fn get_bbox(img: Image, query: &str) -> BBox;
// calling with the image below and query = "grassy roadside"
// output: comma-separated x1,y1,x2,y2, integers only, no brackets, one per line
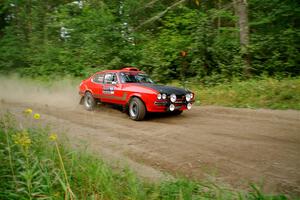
0,110,293,199
184,77,300,110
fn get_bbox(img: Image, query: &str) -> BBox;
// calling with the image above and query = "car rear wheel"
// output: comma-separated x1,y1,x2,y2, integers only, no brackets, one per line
84,92,96,111
129,97,146,121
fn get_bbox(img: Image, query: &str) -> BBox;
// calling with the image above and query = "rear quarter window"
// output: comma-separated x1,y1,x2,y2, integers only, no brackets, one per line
92,74,104,83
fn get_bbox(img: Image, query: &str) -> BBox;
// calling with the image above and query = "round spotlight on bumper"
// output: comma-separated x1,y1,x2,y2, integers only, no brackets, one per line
170,94,176,103
187,103,192,110
162,93,167,99
169,104,175,111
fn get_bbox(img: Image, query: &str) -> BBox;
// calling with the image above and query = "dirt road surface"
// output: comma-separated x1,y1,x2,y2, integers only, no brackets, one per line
0,78,299,196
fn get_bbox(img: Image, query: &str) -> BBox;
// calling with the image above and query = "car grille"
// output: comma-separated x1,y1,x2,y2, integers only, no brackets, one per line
175,95,185,104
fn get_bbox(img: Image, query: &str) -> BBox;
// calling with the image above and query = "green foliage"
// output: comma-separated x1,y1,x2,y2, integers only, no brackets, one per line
249,0,300,76
0,112,293,199
0,0,299,81
191,77,300,110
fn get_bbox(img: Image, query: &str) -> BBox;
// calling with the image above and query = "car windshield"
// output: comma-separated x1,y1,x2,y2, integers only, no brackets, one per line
120,72,154,84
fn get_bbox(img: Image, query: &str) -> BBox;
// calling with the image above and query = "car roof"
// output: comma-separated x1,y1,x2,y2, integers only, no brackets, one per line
95,67,145,74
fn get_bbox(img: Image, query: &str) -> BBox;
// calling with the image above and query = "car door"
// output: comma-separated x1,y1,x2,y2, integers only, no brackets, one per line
89,73,104,98
101,73,125,104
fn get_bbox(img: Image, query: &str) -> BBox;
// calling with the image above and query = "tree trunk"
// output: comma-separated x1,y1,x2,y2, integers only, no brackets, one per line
234,0,251,76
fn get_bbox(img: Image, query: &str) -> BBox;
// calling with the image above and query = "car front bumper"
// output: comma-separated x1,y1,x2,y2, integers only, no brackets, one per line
148,99,194,112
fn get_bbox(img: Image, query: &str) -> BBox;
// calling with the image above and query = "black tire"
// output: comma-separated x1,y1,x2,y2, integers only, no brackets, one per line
173,110,183,115
83,92,96,111
129,97,146,121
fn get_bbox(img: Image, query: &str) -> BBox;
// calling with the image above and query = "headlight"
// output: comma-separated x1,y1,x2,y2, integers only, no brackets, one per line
190,93,193,99
185,93,192,102
170,94,176,102
157,93,162,100
162,93,167,99
169,104,175,111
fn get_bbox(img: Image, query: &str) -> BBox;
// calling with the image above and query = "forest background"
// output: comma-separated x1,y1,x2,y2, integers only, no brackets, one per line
0,0,299,108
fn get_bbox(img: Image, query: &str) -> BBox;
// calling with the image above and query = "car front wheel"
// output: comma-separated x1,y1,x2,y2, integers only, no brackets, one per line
129,97,146,121
84,92,96,111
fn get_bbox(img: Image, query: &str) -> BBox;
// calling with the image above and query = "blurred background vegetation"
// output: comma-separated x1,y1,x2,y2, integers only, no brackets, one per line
0,0,299,84
0,0,299,110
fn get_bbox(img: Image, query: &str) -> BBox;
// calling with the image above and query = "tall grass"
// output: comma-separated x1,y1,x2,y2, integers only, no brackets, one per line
186,77,300,110
0,111,292,199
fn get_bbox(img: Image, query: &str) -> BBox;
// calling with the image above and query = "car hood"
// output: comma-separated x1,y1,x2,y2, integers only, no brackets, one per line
137,83,190,96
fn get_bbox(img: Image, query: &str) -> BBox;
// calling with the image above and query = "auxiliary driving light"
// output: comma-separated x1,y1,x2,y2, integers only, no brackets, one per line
187,103,192,110
170,94,176,103
169,104,175,111
162,93,167,99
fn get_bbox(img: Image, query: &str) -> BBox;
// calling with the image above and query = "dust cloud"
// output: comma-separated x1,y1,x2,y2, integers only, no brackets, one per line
0,75,81,109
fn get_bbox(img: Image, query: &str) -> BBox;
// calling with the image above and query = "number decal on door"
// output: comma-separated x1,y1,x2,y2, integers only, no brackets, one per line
103,86,114,94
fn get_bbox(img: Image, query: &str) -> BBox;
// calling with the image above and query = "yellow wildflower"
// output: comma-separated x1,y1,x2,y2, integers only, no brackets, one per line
12,131,31,148
33,113,40,120
23,108,33,115
49,133,57,141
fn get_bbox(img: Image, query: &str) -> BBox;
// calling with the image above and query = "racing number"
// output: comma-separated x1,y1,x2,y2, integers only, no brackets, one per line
102,73,125,104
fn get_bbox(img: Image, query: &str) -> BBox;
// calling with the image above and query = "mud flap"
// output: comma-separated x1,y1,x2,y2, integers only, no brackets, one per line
79,96,84,105
122,104,129,113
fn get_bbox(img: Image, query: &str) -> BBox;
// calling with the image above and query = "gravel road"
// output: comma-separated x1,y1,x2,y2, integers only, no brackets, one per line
1,101,299,195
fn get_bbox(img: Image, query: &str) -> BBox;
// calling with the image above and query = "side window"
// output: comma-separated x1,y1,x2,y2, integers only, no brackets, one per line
104,73,117,84
92,74,104,83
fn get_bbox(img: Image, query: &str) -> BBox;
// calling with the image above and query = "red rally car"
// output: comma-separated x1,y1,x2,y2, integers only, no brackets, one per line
79,67,195,121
